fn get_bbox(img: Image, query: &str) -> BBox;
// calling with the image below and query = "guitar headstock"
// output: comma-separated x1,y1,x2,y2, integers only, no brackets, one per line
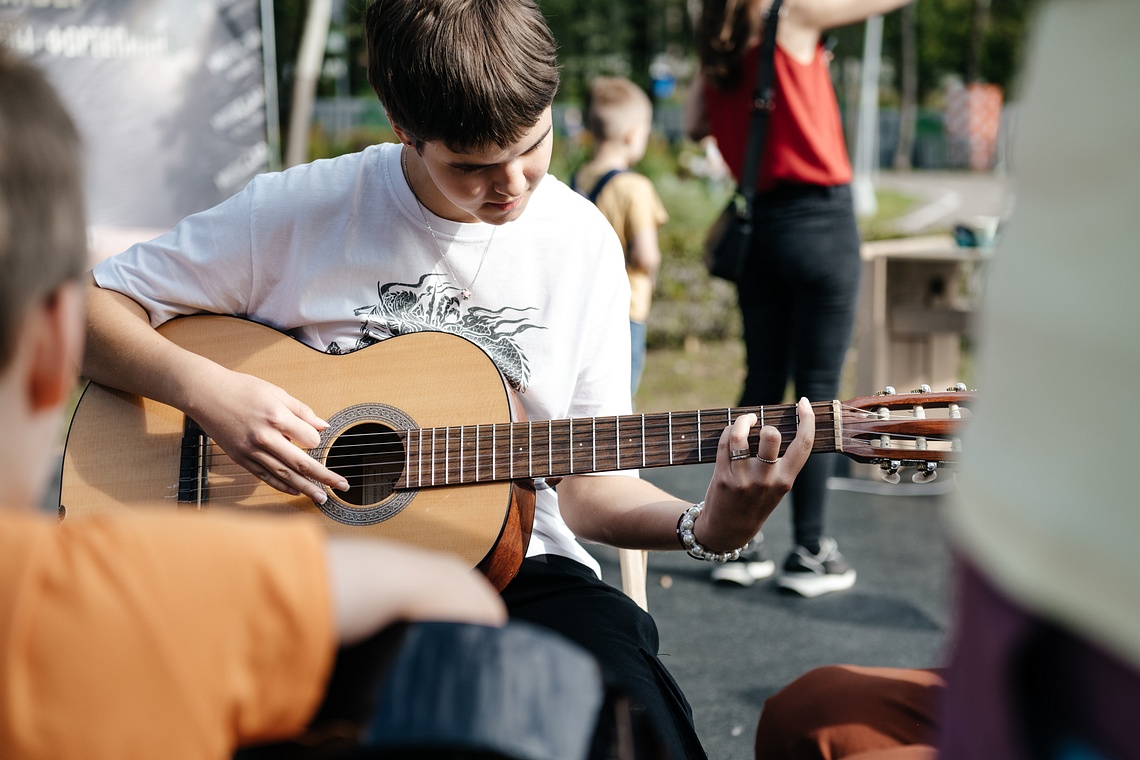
839,384,974,484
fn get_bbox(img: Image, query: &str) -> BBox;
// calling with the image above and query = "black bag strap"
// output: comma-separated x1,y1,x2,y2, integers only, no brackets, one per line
736,0,783,211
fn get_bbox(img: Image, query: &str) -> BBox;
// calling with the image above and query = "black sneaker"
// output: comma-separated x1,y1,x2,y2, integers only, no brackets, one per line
776,537,857,597
709,533,776,586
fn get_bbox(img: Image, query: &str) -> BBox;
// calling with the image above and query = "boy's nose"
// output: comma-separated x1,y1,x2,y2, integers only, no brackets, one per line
494,161,527,197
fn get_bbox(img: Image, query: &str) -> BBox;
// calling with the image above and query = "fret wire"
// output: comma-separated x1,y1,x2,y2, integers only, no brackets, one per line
404,430,411,487
694,412,703,462
446,426,451,484
432,427,438,486
640,414,646,468
474,423,479,482
615,417,624,469
547,420,552,477
509,422,514,480
592,417,596,472
569,418,574,474
693,412,702,460
417,428,424,487
492,423,497,481
527,422,533,479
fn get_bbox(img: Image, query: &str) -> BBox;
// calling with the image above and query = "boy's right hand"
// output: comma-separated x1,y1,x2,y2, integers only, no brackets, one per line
189,366,349,504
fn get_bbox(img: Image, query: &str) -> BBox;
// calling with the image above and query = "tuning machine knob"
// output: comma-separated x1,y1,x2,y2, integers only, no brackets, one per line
912,462,938,484
877,460,902,484
911,384,932,394
947,382,968,392
876,386,896,396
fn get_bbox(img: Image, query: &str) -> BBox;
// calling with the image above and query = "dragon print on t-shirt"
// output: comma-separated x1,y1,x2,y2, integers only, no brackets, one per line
327,273,546,394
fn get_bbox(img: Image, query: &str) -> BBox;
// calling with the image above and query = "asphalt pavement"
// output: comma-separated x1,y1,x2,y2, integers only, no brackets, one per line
587,461,955,760
874,169,1014,235
580,170,1008,760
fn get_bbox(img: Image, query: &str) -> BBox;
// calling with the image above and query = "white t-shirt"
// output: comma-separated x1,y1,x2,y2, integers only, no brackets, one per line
93,142,637,575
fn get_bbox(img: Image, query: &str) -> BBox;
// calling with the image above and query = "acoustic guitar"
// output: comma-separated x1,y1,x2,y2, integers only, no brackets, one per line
60,315,973,589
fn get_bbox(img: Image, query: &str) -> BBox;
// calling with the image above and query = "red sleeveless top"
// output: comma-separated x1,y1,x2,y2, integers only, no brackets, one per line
705,43,852,190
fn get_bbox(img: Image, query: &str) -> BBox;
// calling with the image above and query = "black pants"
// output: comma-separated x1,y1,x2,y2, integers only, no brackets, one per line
502,555,707,760
737,182,862,549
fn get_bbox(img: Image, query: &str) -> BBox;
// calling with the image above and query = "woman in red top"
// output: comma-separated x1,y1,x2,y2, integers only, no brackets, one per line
686,0,911,597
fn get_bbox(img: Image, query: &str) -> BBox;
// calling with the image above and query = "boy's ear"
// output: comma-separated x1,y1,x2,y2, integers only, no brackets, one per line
27,281,84,411
388,117,415,149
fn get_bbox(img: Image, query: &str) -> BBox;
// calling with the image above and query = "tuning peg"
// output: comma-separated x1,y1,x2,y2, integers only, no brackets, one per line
947,382,968,392
911,384,932,394
912,462,938,484
877,386,896,396
877,460,902,484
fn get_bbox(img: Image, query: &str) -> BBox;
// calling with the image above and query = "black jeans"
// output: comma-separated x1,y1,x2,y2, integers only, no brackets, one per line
737,182,861,549
502,555,707,760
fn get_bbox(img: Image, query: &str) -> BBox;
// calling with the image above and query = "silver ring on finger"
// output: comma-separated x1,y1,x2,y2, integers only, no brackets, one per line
756,455,779,465
730,448,750,461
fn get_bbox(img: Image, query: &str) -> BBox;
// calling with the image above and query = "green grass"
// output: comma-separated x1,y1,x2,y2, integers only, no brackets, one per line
634,339,745,413
859,187,922,241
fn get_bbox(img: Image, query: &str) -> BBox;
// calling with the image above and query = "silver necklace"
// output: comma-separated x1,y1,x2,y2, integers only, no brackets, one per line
401,146,493,300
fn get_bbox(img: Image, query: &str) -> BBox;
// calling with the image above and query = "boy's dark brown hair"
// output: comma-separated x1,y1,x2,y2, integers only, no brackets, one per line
365,0,560,152
585,77,652,142
0,46,87,370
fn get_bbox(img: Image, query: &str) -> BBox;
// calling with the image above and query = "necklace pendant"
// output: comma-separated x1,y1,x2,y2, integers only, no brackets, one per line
460,289,472,300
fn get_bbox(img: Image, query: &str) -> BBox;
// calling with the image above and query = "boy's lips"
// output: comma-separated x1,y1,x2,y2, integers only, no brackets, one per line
487,196,523,212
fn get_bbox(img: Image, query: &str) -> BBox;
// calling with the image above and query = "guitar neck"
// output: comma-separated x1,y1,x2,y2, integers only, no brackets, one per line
397,401,840,489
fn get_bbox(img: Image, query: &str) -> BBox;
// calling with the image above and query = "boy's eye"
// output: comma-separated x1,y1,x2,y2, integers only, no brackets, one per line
454,164,487,174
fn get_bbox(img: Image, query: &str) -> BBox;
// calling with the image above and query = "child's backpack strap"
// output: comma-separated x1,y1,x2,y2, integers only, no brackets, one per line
570,169,626,205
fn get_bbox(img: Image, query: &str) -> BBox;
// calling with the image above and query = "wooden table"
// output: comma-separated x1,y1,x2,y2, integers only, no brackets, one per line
855,234,992,398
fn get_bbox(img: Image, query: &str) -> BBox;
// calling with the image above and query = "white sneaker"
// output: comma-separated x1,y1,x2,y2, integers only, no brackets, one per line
709,535,776,587
776,537,857,598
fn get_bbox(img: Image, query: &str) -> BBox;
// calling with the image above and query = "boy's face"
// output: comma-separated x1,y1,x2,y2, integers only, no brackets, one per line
413,108,553,225
628,120,651,163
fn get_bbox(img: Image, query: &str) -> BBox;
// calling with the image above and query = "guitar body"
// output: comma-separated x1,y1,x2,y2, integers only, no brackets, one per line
61,316,533,589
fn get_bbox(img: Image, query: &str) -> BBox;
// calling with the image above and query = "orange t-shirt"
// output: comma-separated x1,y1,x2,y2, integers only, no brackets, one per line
705,43,852,189
0,510,335,760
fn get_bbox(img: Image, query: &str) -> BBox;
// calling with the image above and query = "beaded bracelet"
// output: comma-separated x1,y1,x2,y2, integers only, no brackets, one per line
675,501,750,563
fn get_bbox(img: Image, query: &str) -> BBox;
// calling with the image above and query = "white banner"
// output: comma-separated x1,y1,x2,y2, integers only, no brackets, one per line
1,0,269,255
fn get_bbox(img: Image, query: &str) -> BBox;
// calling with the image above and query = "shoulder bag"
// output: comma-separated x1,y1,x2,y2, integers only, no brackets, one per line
704,0,783,283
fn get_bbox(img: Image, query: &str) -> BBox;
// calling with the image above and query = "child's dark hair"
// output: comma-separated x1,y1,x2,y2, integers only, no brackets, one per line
365,0,560,151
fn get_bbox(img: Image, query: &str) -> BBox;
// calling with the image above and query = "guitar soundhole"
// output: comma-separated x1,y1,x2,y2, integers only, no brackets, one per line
325,422,403,507
315,402,416,525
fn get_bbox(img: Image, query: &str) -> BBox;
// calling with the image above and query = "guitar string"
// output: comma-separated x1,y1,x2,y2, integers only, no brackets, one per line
184,423,950,467
172,431,960,501
176,444,958,497
176,401,953,458
176,402,957,472
171,406,961,499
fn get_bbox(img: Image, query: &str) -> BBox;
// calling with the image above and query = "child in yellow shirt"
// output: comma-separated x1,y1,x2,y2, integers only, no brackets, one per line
573,76,668,396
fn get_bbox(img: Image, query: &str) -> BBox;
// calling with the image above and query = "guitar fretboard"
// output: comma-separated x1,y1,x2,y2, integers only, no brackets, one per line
398,402,840,488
